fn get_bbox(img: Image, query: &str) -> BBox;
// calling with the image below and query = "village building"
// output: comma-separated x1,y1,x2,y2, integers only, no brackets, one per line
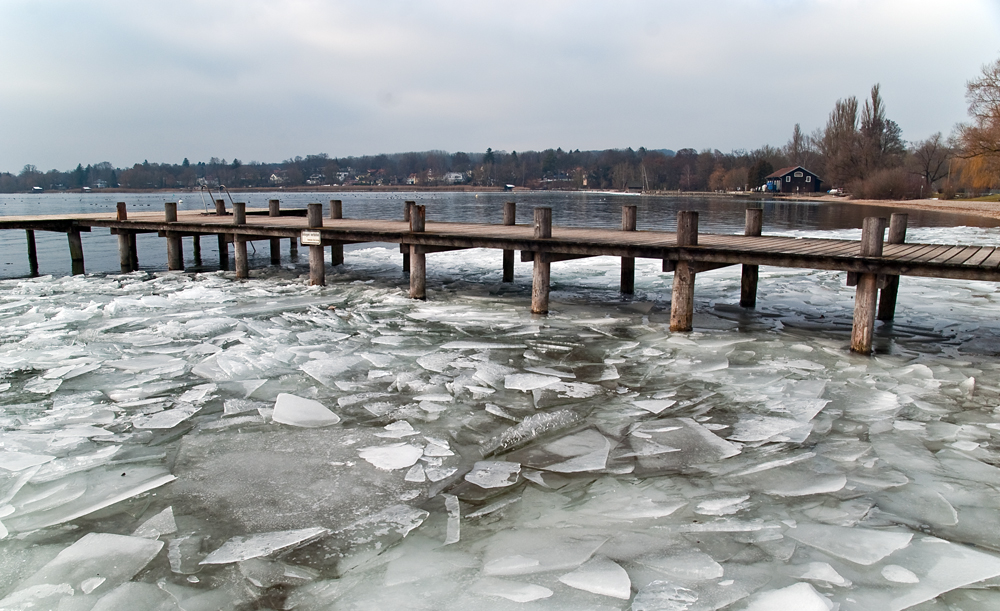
765,166,823,193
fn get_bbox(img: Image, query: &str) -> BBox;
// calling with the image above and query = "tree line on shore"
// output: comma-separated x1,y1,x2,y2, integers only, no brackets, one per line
5,58,999,200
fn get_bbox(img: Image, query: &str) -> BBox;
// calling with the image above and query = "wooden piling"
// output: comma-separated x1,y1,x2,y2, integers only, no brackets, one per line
409,204,426,299
129,233,138,271
329,199,344,266
308,203,325,286
116,202,132,273
289,238,298,259
669,211,699,331
503,201,516,282
25,230,38,277
402,201,414,272
531,207,552,314
234,202,248,279
877,213,908,321
165,202,183,271
621,205,637,294
740,207,763,307
192,235,202,266
851,216,887,354
269,199,281,265
215,199,229,270
68,228,85,275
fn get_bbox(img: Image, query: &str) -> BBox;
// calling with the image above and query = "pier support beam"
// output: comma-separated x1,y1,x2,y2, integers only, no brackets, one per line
531,207,552,314
165,202,183,271
329,199,344,266
409,204,426,299
215,199,229,270
851,216,887,354
26,230,38,277
68,229,85,275
740,207,763,307
129,233,138,271
621,205,637,294
234,202,249,279
877,213,908,321
307,203,325,286
289,238,298,259
669,211,699,332
115,202,134,273
192,235,202,266
503,201,516,282
269,199,281,265
402,201,414,273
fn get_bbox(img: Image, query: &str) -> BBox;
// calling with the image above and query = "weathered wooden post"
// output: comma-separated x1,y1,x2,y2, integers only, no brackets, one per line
289,237,298,259
68,228,85,275
25,230,39,277
269,199,281,265
329,199,344,266
165,202,183,271
669,211,699,332
192,235,202,266
402,201,414,273
128,233,138,271
216,199,229,270
307,203,325,286
740,207,763,307
409,204,426,299
850,216,887,354
531,207,552,314
503,201,516,282
234,202,249,279
621,205,637,294
877,213,907,321
116,202,132,273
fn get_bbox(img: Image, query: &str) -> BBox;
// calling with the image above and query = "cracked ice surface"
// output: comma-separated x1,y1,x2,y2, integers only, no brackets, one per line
0,223,999,609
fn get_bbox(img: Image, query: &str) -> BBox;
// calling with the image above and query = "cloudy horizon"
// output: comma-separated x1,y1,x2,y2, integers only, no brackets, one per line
2,0,998,173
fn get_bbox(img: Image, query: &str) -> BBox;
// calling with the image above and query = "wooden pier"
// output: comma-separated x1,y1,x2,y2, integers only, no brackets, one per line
3,200,1000,355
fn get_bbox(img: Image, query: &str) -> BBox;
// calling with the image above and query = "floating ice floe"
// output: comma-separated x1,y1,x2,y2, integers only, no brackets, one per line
201,526,329,564
558,556,631,599
786,523,912,565
465,461,521,488
358,443,424,470
272,393,340,427
470,577,553,602
743,582,833,611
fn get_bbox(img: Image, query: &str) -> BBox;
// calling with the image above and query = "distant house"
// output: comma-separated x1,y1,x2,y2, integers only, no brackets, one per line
765,166,823,193
406,174,418,185
443,172,464,184
306,173,326,185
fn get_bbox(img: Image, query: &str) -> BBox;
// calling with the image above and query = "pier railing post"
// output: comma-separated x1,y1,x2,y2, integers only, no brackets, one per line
234,202,249,279
25,230,39,277
164,202,183,271
402,201,414,273
116,202,133,273
531,207,552,314
409,205,426,299
68,228,85,275
669,211,699,332
307,203,325,286
503,201,516,282
851,216,887,354
621,205,637,294
269,199,281,265
877,213,907,322
216,199,229,270
329,199,344,266
740,206,763,307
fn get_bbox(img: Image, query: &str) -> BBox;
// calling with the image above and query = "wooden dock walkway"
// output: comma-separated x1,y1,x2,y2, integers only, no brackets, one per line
3,198,999,355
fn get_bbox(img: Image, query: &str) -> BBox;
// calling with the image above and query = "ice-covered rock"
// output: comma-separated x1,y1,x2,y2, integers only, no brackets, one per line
273,393,340,427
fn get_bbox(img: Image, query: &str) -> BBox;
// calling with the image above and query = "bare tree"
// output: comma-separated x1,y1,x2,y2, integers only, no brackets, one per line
957,57,1000,190
818,96,860,185
908,133,952,187
785,124,807,165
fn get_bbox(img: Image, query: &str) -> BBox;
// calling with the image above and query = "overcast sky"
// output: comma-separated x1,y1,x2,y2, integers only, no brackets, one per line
1,0,998,172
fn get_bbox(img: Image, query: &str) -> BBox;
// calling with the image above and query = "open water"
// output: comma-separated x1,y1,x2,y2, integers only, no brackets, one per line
1,192,1000,610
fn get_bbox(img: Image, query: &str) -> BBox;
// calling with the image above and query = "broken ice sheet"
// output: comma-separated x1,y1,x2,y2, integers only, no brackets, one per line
358,443,424,470
624,418,741,474
482,530,608,576
786,523,912,565
0,452,54,472
632,398,677,415
201,526,329,564
272,393,341,428
504,373,560,391
743,582,833,611
470,577,553,603
558,556,631,599
132,405,201,429
464,461,521,488
132,506,177,539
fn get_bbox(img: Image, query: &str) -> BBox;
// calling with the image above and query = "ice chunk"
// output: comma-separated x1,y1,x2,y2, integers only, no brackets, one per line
882,564,919,583
238,557,319,588
729,415,811,443
376,421,417,438
632,399,678,415
471,577,553,602
481,410,584,456
636,551,724,582
631,581,698,611
558,556,631,599
696,495,750,516
273,393,340,428
504,373,560,391
465,461,521,488
626,418,741,473
358,443,424,470
133,405,201,429
0,452,54,472
109,355,186,372
794,562,851,586
786,523,912,565
132,506,177,539
743,582,833,611
300,356,362,387
201,526,329,564
443,493,460,545
90,582,177,611
508,429,612,473
483,530,607,576
404,463,426,483
1,533,163,602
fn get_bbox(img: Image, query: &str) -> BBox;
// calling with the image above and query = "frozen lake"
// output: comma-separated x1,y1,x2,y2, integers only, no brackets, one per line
1,192,1000,610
